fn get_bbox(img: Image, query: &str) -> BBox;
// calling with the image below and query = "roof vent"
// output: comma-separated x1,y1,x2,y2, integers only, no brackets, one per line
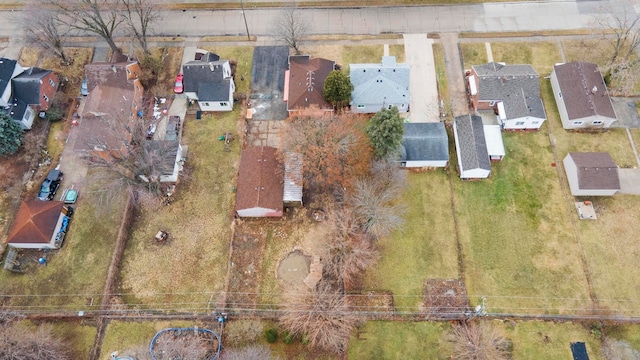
111,65,117,73
592,86,598,93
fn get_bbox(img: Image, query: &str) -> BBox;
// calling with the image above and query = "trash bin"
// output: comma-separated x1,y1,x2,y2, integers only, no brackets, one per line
196,111,202,120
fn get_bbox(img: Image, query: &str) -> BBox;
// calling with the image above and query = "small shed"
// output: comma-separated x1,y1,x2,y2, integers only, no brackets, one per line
453,114,491,179
235,146,284,217
5,201,73,249
483,125,505,161
400,122,449,168
283,152,303,205
563,152,620,196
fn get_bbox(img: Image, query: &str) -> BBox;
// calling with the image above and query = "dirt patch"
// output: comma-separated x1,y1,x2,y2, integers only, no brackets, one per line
277,250,310,286
346,290,395,319
422,279,470,317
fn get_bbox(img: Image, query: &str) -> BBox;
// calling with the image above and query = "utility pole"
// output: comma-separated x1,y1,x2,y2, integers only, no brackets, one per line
241,0,250,41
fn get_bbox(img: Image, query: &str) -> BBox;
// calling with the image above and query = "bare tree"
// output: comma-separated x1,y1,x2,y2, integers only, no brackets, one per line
274,5,309,54
280,281,357,353
221,345,280,360
152,333,210,360
22,3,70,64
0,322,71,360
45,0,124,54
448,321,511,360
122,0,158,55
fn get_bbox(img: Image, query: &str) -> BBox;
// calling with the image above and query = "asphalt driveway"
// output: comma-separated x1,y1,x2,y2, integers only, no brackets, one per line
250,46,289,121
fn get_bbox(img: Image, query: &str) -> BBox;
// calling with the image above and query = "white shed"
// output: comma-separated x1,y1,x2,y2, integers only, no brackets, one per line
483,125,505,161
453,114,491,179
563,152,620,196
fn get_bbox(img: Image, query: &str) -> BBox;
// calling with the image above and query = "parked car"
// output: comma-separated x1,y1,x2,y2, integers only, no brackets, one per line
37,169,63,201
81,77,89,96
174,74,184,94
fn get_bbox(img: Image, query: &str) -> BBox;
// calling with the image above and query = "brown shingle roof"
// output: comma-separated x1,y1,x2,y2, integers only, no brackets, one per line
553,62,617,121
287,55,335,111
235,146,284,215
570,152,620,190
6,201,64,245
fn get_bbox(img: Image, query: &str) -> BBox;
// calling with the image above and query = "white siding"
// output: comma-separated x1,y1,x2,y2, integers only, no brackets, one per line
502,116,545,130
198,100,233,112
453,121,491,179
403,160,448,168
563,154,619,196
237,207,282,217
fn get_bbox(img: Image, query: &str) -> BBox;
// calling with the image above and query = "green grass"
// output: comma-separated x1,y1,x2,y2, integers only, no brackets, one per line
343,45,385,71
491,41,562,75
52,321,96,359
349,321,451,359
363,172,459,312
453,131,592,314
204,46,254,96
506,320,601,359
0,170,126,310
100,320,196,359
460,43,488,67
389,44,406,63
119,110,241,309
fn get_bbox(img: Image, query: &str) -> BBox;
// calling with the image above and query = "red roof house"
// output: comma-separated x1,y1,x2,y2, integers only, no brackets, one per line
235,146,284,217
5,201,72,249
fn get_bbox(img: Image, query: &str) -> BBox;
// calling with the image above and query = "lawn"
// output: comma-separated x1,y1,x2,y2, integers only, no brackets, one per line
0,169,126,310
148,46,185,95
52,321,96,359
306,44,404,73
348,321,451,359
506,320,601,359
490,41,562,75
119,110,241,310
204,46,254,96
100,320,196,359
452,130,592,314
460,43,488,67
362,172,459,312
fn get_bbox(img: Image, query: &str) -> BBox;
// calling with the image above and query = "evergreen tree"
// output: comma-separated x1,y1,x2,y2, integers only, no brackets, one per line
0,113,23,156
366,106,404,159
323,70,354,110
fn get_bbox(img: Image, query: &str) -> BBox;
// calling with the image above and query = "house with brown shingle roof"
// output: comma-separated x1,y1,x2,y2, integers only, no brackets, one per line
75,60,144,158
563,152,620,196
550,62,617,130
235,146,284,217
5,201,73,249
284,55,335,113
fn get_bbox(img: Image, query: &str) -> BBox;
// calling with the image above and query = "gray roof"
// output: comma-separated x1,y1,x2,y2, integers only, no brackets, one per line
400,122,449,162
183,59,229,93
12,67,51,105
196,80,231,102
5,96,28,121
0,58,18,95
454,114,490,172
473,62,545,120
283,152,303,203
553,62,616,121
568,152,620,190
350,56,410,106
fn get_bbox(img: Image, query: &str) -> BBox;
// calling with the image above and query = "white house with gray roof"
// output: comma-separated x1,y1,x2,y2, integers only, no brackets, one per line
468,62,546,130
182,52,235,112
400,122,449,168
350,56,410,113
453,114,491,179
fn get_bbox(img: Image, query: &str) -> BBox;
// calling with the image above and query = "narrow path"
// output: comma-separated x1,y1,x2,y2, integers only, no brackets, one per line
626,128,640,167
439,33,468,118
485,42,493,62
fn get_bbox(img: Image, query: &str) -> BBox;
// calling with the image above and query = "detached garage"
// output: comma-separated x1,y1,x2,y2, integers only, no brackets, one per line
235,146,284,217
6,201,73,249
453,114,491,179
563,152,620,196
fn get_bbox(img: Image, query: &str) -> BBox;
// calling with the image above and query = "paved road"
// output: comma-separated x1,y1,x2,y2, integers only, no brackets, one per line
0,0,634,41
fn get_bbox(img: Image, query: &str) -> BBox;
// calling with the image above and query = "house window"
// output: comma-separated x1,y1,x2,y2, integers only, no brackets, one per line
401,104,405,108
572,121,583,126
126,68,131,75
532,121,539,125
592,120,604,125
43,94,49,102
357,104,365,109
489,101,495,106
220,102,228,106
204,102,210,107
49,79,56,88
558,92,562,98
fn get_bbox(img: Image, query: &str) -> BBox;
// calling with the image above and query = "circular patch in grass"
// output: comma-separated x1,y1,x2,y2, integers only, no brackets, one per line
277,250,311,286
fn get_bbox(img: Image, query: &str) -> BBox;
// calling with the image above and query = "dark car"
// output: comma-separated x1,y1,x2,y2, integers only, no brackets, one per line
38,169,63,201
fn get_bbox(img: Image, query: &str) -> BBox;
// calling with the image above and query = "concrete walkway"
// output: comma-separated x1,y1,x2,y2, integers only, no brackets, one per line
403,34,439,123
440,33,468,118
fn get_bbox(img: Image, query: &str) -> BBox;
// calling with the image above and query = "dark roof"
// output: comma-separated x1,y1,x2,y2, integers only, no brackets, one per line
0,58,18,94
183,60,228,93
454,114,490,172
85,61,138,92
195,51,220,62
6,201,64,245
142,141,180,176
569,152,620,190
570,342,590,360
400,122,449,162
12,67,51,104
473,62,545,120
5,96,28,121
73,114,127,152
235,146,284,214
196,79,232,101
287,55,335,111
553,62,616,120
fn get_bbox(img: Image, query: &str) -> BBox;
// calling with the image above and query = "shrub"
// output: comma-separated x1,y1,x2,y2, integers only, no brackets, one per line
265,328,278,343
282,330,296,344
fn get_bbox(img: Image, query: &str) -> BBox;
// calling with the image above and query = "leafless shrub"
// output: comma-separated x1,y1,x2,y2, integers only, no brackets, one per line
448,321,511,360
223,319,264,345
221,345,279,360
0,322,71,360
280,281,357,353
152,332,210,360
273,5,309,54
601,338,640,360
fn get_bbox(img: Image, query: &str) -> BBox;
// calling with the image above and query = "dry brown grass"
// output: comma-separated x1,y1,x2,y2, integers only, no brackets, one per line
200,35,256,42
561,38,612,66
490,41,562,75
18,47,41,66
146,46,184,95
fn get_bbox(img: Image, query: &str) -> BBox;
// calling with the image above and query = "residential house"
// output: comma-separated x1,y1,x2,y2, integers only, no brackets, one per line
453,114,491,179
74,59,144,159
235,146,284,217
483,124,506,161
138,141,184,183
0,58,59,129
550,62,617,130
563,152,620,196
399,122,449,168
283,151,303,206
350,56,410,113
183,52,235,112
5,201,73,249
284,55,335,113
468,62,546,130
